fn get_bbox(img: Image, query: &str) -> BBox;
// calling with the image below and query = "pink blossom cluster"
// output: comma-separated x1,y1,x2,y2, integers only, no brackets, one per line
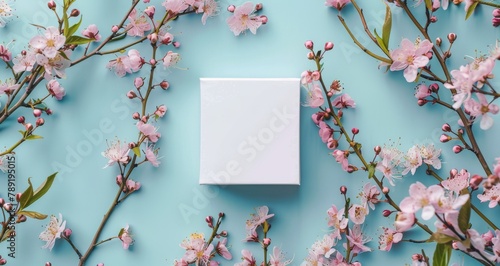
163,0,218,25
226,2,267,36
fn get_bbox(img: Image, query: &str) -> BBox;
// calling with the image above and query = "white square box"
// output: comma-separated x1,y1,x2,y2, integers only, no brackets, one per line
199,78,300,185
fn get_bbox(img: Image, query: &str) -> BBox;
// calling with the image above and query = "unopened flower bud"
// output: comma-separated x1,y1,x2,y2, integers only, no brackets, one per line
447,33,457,43
141,116,148,123
149,58,156,65
457,128,464,135
227,5,235,12
493,8,500,17
16,214,27,223
173,41,180,48
493,17,500,27
255,3,263,11
63,228,72,238
148,33,158,44
25,123,33,131
263,238,271,246
340,185,347,194
219,212,225,218
452,241,459,249
304,40,314,50
116,175,123,185
412,254,423,261
324,41,334,51
444,51,452,58
111,25,119,33
160,80,170,90
374,145,382,155
0,198,4,207
452,145,463,153
470,174,483,190
97,263,104,266
441,123,451,132
435,37,442,46
220,230,228,237
351,128,359,135
430,16,437,23
70,9,80,17
33,109,42,117
145,6,155,18
3,203,12,211
134,78,144,89
327,138,338,149
307,51,314,60
36,118,45,126
17,116,25,124
449,168,458,178
0,259,6,265
440,134,451,143
47,0,56,10
382,210,392,217
127,90,137,99
205,216,213,225
128,142,136,149
382,187,390,194
426,51,433,59
15,193,22,202
45,262,52,266
45,109,53,115
260,15,268,24
417,99,427,106
132,112,140,120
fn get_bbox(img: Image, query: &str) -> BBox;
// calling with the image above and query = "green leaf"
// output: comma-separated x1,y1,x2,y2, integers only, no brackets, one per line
26,134,43,140
424,0,433,10
465,1,479,20
23,173,57,209
132,147,141,157
382,2,392,49
18,178,34,211
65,35,93,45
66,16,83,38
432,243,452,266
458,191,471,233
17,210,48,220
374,29,390,56
367,163,376,179
62,12,69,38
0,228,14,242
428,232,457,244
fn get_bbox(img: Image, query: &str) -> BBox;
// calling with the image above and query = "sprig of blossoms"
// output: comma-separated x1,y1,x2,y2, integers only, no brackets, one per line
226,2,267,36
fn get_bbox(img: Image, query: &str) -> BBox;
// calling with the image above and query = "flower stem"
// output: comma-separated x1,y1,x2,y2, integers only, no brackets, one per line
63,236,83,259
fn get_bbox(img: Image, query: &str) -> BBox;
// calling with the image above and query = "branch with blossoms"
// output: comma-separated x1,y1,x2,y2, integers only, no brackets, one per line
298,0,500,265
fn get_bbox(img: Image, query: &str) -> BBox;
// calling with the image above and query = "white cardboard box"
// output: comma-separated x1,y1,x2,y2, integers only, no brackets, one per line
199,78,300,185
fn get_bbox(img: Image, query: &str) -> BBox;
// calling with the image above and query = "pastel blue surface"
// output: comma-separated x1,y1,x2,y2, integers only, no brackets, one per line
1,0,500,265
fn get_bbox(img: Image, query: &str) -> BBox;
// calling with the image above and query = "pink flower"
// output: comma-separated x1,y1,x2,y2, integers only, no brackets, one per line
331,93,356,109
332,149,349,171
154,105,167,118
390,38,433,82
463,93,499,130
269,246,293,266
145,145,160,167
325,0,351,11
0,0,14,27
444,65,474,109
441,169,469,194
345,224,372,255
394,212,415,232
349,204,368,224
13,50,37,73
158,25,174,45
235,250,256,266
199,0,218,25
309,234,337,258
162,0,189,14
127,49,144,72
478,184,500,208
318,121,333,143
419,144,441,169
414,83,431,99
39,213,66,251
125,179,141,193
243,228,259,242
101,140,130,168
180,233,214,264
36,50,71,79
378,227,402,251
163,51,181,68
137,121,161,142
126,9,151,37
118,225,134,249
107,49,143,77
376,158,398,186
303,84,324,108
29,26,66,58
82,24,101,41
0,44,11,61
46,79,65,100
245,205,274,231
360,183,380,211
327,204,348,239
226,2,263,36
0,78,19,95
402,145,422,176
215,238,232,260
399,182,444,220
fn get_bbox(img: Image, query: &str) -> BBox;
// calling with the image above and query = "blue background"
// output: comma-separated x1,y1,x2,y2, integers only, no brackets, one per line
1,0,500,265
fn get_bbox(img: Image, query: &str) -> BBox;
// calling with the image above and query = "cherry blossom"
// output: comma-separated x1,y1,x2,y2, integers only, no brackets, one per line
332,149,349,171
359,183,380,211
444,64,474,109
402,145,422,175
0,78,19,95
325,0,351,11
0,44,11,61
46,79,66,100
463,93,499,130
0,0,14,27
12,50,37,73
163,51,181,68
125,179,141,193
118,225,134,249
327,204,348,238
199,0,218,25
345,224,371,255
245,205,274,231
82,24,101,41
419,144,441,169
478,183,500,208
126,9,151,37
349,204,368,224
145,145,160,167
234,250,256,266
414,83,431,99
39,213,66,251
226,2,263,36
390,38,433,82
137,121,161,142
269,246,293,266
162,0,189,14
303,84,324,108
215,238,232,260
399,182,444,220
394,212,415,232
37,50,71,79
331,93,356,109
441,169,469,194
29,26,66,59
378,227,402,251
318,121,333,143
101,140,130,168
309,233,337,258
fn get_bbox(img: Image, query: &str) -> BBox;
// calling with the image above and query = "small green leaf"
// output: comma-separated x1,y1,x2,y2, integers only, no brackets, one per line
18,179,34,211
428,232,457,244
0,228,14,242
374,30,390,56
65,35,93,45
24,173,57,209
382,2,392,49
65,16,83,38
465,1,479,20
26,134,43,140
59,50,70,60
18,130,25,137
132,147,141,157
458,191,471,233
63,12,70,38
425,0,433,10
432,242,452,266
367,163,376,179
17,210,48,220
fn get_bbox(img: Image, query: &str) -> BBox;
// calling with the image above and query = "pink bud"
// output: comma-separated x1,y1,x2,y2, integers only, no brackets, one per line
435,37,442,46
173,41,180,48
470,174,483,190
426,51,433,59
36,118,45,126
449,168,458,178
17,214,27,223
227,5,235,12
304,40,314,50
307,52,314,60
111,25,119,33
260,15,268,24
205,216,213,224
382,210,392,217
132,112,140,120
148,33,158,44
452,241,459,249
3,203,12,212
382,187,390,194
128,142,136,149
417,99,427,106
219,212,225,218
351,128,359,135
63,228,72,238
0,259,6,265
33,109,42,117
429,83,439,92
0,198,4,207
47,0,56,10
70,9,80,17
452,145,463,153
145,6,155,18
45,109,53,115
430,16,437,23
149,58,156,65
340,185,347,194
412,254,423,261
45,263,52,266
374,145,382,155
220,230,228,237
457,128,464,135
439,134,451,143
395,212,415,232
116,175,123,185
134,77,144,89
327,91,333,97
263,238,271,246
25,123,33,131
17,116,25,124
127,90,137,99
15,193,22,202
97,264,104,266
141,116,148,123
447,33,457,43
441,123,451,132
255,3,263,11
324,41,334,51
493,17,500,27
160,80,170,90
493,8,500,17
